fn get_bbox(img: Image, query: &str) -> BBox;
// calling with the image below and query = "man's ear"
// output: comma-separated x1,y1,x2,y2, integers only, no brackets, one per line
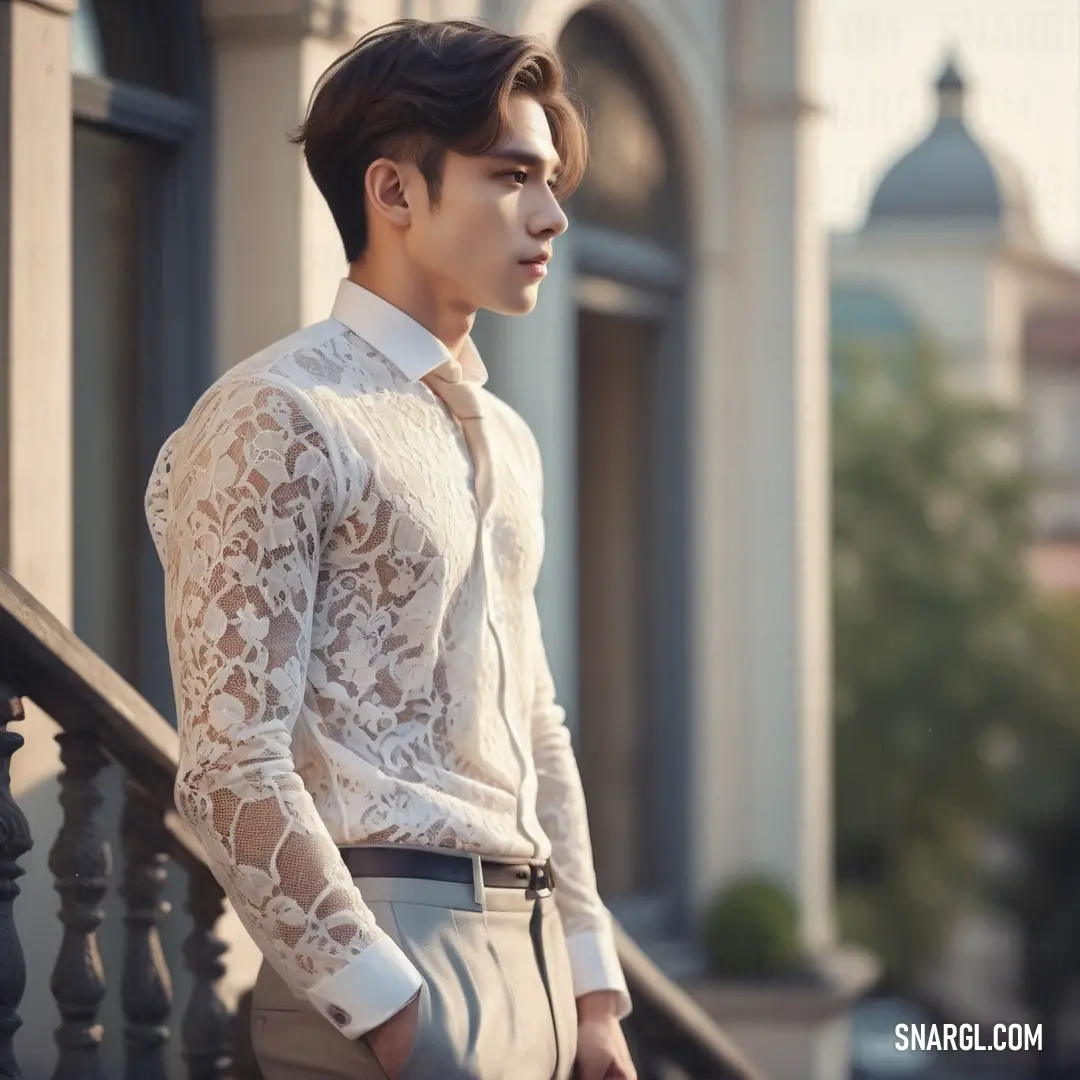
364,158,412,229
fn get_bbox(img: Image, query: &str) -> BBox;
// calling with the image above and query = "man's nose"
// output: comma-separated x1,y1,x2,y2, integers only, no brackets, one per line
532,189,569,239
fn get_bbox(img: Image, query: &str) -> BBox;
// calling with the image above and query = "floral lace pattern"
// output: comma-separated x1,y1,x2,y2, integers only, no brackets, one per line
146,318,619,999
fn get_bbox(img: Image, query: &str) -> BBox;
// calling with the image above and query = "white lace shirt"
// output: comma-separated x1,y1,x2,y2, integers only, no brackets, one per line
146,279,629,1040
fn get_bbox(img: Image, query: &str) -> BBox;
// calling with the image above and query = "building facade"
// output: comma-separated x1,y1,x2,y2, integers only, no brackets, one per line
1,1,832,1074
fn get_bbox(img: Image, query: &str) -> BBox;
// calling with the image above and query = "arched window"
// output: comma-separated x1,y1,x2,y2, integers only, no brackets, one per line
561,10,684,248
559,10,692,931
71,0,210,722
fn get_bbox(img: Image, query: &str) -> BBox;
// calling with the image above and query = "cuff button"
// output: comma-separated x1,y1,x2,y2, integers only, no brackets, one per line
327,1005,351,1028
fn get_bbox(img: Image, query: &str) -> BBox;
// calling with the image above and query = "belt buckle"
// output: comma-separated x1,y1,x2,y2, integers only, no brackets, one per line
470,853,485,908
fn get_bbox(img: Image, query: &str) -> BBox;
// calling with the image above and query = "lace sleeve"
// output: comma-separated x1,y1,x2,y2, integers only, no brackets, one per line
152,378,420,1034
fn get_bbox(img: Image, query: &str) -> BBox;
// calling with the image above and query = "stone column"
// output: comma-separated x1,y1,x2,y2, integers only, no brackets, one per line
726,0,833,951
203,0,379,372
0,2,76,1073
0,0,75,618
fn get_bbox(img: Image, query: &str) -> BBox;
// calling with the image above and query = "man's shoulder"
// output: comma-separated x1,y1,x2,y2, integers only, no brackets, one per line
165,320,398,460
225,319,395,398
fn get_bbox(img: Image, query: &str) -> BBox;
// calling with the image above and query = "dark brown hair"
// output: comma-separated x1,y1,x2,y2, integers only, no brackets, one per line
291,19,588,262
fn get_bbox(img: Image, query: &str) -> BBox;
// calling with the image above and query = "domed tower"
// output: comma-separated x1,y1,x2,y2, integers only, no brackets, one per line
864,52,1038,248
830,51,1041,406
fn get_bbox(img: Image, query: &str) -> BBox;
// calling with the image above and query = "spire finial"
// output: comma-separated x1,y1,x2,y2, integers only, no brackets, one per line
936,46,966,118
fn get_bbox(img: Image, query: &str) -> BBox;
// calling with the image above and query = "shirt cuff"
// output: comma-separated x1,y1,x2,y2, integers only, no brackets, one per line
304,933,423,1040
564,927,632,1019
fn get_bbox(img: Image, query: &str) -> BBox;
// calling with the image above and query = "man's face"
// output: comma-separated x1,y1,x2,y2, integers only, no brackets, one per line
402,95,569,316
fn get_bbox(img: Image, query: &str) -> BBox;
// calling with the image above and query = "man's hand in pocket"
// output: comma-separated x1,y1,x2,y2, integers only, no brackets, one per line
364,991,421,1079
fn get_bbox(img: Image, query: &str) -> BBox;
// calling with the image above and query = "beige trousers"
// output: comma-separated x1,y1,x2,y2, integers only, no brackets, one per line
250,875,579,1080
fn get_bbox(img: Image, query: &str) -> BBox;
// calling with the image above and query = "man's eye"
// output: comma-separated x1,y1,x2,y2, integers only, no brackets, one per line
507,170,528,184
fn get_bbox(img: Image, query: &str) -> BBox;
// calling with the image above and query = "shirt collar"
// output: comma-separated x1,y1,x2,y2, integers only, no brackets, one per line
330,277,488,385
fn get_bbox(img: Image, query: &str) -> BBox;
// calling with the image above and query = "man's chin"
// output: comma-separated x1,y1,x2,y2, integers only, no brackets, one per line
486,290,539,317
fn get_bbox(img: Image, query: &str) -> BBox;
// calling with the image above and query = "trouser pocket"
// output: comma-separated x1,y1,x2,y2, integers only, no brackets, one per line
384,900,522,1080
250,961,390,1080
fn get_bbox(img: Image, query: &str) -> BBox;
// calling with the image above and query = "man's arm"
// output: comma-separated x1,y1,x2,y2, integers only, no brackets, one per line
527,597,632,1019
150,378,420,1040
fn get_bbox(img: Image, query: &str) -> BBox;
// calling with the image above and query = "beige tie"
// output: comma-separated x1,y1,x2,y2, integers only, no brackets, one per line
424,358,495,513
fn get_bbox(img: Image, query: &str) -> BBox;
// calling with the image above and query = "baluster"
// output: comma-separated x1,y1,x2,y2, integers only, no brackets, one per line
181,867,231,1080
48,730,110,1080
120,783,172,1080
0,688,32,1080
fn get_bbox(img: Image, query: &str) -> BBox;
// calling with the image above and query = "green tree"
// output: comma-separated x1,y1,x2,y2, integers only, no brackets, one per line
831,338,1043,987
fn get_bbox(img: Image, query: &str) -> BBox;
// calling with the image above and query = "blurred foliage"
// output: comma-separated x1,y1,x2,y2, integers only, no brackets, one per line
830,337,1070,990
989,594,1080,1071
701,875,805,979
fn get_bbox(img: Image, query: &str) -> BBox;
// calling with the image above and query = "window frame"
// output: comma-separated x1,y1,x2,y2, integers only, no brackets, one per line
71,2,212,722
573,231,693,945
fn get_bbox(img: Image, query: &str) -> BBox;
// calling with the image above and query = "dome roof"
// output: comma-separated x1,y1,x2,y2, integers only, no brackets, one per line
866,53,1036,244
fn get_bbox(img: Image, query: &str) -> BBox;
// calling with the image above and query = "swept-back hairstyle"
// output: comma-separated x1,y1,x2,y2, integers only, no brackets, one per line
291,19,588,262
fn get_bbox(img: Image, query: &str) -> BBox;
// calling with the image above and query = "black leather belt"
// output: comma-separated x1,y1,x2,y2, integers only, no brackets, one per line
339,845,555,893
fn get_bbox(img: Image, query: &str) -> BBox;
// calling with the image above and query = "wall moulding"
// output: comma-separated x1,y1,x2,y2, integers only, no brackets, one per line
201,0,371,43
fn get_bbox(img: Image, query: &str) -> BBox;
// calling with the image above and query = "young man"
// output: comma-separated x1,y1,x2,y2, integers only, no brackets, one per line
146,18,634,1080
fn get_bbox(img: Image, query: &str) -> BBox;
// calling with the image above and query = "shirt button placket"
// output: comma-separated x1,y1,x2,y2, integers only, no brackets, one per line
475,450,540,854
